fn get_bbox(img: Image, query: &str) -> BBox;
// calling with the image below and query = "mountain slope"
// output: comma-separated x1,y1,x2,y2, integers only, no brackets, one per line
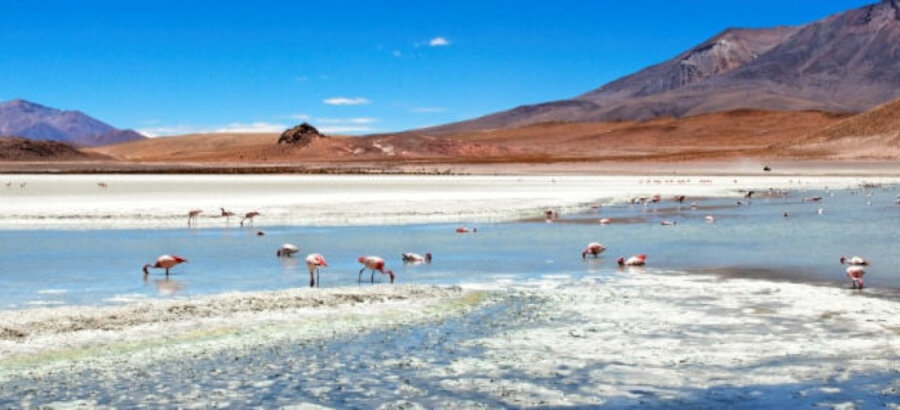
784,97,900,158
413,0,900,136
0,99,146,146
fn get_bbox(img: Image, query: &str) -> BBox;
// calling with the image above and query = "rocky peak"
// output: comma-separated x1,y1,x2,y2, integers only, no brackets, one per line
277,123,327,147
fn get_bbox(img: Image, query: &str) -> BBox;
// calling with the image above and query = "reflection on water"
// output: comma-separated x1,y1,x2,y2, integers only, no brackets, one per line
150,278,183,296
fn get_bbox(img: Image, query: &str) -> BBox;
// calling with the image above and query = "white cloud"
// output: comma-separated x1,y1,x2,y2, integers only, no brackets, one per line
290,113,310,120
316,117,377,124
213,122,287,133
318,125,375,134
137,122,288,137
429,37,450,47
411,107,446,113
392,50,403,58
323,97,370,106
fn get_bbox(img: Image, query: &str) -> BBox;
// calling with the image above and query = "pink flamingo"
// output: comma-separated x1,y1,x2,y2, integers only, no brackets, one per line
599,218,611,225
358,256,395,284
240,211,261,227
845,266,865,289
840,256,869,266
582,242,606,258
220,208,236,222
143,255,188,276
276,243,299,257
402,252,432,263
617,254,647,266
456,226,477,233
187,209,202,226
306,253,328,287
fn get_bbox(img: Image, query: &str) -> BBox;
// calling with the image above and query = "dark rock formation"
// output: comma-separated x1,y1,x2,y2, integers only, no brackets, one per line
277,123,326,147
0,137,89,161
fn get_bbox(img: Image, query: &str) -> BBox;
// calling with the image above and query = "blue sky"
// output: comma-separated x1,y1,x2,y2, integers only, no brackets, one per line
0,0,874,136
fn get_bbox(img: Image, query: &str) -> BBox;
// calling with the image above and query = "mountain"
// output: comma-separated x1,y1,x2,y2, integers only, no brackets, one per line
784,97,900,159
414,0,900,135
0,99,146,146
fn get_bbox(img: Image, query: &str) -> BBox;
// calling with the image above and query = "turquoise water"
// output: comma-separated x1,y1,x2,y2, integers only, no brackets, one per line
2,185,899,308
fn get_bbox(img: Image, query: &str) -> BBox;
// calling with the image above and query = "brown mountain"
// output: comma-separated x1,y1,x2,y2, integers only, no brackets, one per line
784,97,900,159
414,0,900,135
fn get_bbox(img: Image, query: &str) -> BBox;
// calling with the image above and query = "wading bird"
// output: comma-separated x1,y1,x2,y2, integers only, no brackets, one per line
220,208,236,222
276,243,299,257
840,256,869,266
187,209,202,226
845,265,865,289
358,256,395,284
617,254,647,266
456,226,477,233
582,242,606,259
142,255,188,276
306,253,328,287
402,252,432,263
241,211,261,227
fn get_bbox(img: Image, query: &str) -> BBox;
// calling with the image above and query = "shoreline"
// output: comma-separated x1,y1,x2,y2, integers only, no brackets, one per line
3,159,900,177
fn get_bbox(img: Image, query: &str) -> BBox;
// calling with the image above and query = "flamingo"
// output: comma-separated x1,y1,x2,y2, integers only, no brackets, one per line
660,220,676,226
97,182,108,190
142,255,188,276
803,196,823,202
845,266,865,289
599,218,611,225
240,211,261,227
220,208,236,222
705,215,715,223
582,242,606,259
617,254,647,266
456,226,477,233
358,256,395,284
674,195,686,203
402,252,432,263
276,243,300,257
840,256,869,266
187,209,202,226
306,253,328,287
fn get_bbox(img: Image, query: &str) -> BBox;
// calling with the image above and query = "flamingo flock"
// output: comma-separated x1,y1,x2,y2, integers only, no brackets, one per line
142,183,884,292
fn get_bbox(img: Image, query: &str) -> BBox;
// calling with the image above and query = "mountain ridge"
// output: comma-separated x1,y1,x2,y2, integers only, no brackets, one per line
408,0,900,136
0,99,146,147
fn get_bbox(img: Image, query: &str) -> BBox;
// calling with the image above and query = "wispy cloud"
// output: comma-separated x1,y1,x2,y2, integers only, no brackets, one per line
138,122,288,137
392,50,403,58
316,117,377,124
411,107,446,113
429,37,450,47
323,97,370,106
318,125,375,134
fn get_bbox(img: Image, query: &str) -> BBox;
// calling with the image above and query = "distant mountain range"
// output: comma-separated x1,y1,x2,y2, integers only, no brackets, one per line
0,99,145,146
415,0,900,135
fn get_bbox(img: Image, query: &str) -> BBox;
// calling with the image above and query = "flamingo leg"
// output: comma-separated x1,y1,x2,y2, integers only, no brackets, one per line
316,269,320,288
371,270,375,283
359,268,365,282
309,270,315,288
165,267,170,276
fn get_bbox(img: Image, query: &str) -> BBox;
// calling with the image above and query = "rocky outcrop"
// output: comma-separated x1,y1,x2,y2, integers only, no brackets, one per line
277,123,326,147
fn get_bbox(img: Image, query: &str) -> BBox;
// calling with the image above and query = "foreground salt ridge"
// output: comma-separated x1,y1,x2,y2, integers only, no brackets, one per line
3,273,900,407
0,285,483,380
454,273,900,407
1,174,895,229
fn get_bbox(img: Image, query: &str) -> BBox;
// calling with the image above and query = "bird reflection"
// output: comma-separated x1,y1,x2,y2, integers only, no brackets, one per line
152,278,184,296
